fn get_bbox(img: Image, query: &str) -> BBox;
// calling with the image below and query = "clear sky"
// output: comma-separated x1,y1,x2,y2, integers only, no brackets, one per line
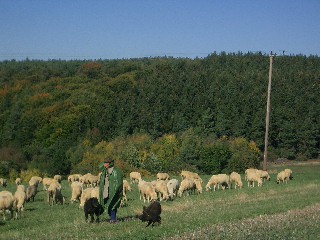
1,0,319,61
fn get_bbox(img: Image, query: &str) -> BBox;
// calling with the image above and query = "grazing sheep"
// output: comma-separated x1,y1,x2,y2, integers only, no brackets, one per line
156,173,170,181
247,172,263,187
245,168,258,181
256,170,271,181
138,179,157,203
130,172,142,184
167,179,180,199
48,181,65,206
206,174,230,191
180,170,201,181
122,180,132,202
277,170,290,184
154,180,169,201
0,178,8,187
84,197,104,223
54,175,62,183
194,179,203,194
79,187,99,208
178,179,196,197
0,191,16,220
230,172,243,189
42,177,55,191
139,200,161,227
26,185,37,202
13,188,26,217
29,176,42,186
70,181,82,203
284,169,293,180
15,178,22,185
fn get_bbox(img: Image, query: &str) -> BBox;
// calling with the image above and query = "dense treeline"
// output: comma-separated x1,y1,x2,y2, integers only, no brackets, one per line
0,53,319,177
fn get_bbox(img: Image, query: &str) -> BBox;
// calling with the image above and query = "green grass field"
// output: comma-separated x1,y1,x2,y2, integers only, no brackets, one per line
1,163,320,240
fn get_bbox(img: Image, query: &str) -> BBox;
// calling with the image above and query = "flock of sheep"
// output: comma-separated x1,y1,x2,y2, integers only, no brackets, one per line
0,167,293,221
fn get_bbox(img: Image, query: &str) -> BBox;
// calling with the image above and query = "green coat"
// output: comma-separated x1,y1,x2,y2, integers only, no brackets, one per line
99,164,123,214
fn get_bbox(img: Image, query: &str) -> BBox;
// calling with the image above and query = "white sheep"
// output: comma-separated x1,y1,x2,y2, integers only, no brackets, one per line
256,170,271,181
86,174,99,187
54,175,62,183
26,185,37,202
276,170,290,184
245,168,258,181
48,181,64,206
206,174,230,191
122,180,132,202
79,187,99,208
79,173,92,188
138,179,157,203
0,191,16,220
17,185,26,193
177,178,196,197
70,181,82,203
247,172,263,187
156,173,170,181
68,174,82,184
13,188,26,217
180,170,201,181
154,180,169,201
284,169,293,180
0,178,8,187
15,178,22,185
230,172,243,189
42,177,55,191
130,172,142,184
29,176,42,187
167,179,180,199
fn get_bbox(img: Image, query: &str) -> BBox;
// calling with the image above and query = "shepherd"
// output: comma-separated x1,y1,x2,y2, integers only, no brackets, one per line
99,158,123,223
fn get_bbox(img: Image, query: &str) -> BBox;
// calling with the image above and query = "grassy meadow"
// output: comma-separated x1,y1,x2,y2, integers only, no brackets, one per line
1,162,320,240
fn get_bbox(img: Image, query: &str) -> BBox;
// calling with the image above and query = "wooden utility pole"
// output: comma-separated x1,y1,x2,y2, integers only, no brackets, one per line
263,53,274,171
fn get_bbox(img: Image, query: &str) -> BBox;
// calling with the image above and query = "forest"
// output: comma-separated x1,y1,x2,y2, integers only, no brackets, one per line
0,52,319,178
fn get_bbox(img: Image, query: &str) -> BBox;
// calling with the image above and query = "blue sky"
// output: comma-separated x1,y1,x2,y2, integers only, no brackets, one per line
0,1,319,60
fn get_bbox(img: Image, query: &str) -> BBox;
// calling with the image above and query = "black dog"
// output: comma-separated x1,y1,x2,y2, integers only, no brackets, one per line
138,200,161,227
84,197,104,223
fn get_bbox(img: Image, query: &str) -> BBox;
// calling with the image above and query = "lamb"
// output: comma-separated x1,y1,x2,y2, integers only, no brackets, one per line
206,174,230,191
230,172,243,189
70,181,82,203
48,181,65,206
130,171,142,184
84,197,104,223
177,178,196,197
54,175,62,183
122,179,132,202
138,200,161,227
13,188,26,217
26,184,37,202
284,169,293,180
42,177,55,191
276,170,290,184
154,180,169,201
256,170,271,181
138,179,157,203
15,178,22,185
156,173,170,181
0,191,16,220
167,179,180,199
0,178,7,187
247,172,263,187
79,187,99,208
